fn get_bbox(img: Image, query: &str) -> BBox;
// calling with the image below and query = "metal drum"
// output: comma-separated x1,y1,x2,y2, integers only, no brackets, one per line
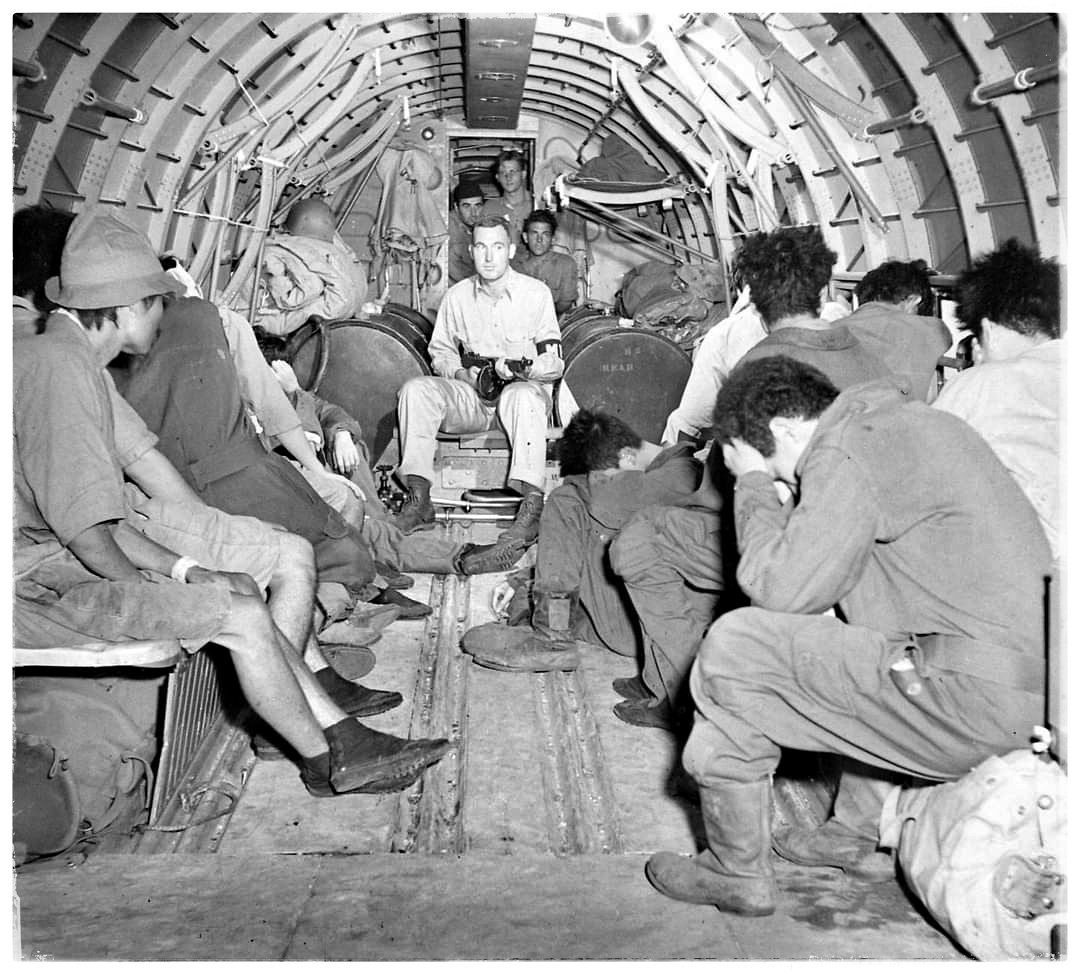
382,302,434,342
555,316,691,443
289,314,431,462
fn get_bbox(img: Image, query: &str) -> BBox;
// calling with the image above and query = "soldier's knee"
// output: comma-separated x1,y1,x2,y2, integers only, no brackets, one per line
398,375,440,406
275,531,316,584
497,380,545,415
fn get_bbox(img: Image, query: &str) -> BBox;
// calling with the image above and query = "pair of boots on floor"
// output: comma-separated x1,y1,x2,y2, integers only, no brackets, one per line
463,586,685,731
646,776,896,917
253,656,451,797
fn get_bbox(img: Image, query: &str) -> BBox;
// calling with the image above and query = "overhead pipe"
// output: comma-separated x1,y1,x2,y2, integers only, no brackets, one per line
971,64,1059,106
206,20,360,147
13,57,46,83
862,105,929,139
651,24,790,164
565,195,717,261
79,88,146,124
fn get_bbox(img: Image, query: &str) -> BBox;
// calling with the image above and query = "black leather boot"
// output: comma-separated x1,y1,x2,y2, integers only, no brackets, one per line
498,489,544,544
394,475,435,535
325,719,451,794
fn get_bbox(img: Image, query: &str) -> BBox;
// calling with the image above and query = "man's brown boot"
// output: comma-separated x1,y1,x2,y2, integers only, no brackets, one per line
394,475,435,535
646,778,777,916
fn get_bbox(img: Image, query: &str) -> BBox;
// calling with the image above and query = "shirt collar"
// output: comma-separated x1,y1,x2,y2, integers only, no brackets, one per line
472,266,518,302
45,308,96,353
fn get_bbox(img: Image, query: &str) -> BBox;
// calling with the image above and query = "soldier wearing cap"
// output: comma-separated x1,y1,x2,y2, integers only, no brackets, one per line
447,178,487,285
14,207,450,797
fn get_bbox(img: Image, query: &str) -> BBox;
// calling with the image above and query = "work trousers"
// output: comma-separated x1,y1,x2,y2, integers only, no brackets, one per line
300,465,459,574
684,609,1043,810
535,485,639,655
610,506,725,705
397,375,551,489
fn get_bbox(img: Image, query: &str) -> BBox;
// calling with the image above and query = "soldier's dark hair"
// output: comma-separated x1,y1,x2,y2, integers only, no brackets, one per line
856,259,936,317
732,226,836,328
712,356,839,457
559,408,643,476
13,205,75,316
523,209,557,235
954,238,1060,342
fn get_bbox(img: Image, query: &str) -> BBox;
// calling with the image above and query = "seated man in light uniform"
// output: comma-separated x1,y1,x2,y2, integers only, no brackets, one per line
394,215,563,545
661,285,851,446
933,238,1061,559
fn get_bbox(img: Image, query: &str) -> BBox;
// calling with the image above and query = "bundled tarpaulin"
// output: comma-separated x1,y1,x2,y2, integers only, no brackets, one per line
616,260,730,351
370,140,448,258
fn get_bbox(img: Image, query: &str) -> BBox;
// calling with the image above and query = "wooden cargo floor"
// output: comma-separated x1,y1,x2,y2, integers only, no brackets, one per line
13,524,965,962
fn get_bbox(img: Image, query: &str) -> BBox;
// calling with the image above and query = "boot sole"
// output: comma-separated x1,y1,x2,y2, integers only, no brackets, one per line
771,838,895,883
342,693,404,719
467,655,578,673
644,859,775,916
332,740,452,793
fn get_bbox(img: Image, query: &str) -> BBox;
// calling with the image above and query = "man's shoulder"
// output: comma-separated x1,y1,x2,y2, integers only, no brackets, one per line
507,267,553,297
15,319,88,372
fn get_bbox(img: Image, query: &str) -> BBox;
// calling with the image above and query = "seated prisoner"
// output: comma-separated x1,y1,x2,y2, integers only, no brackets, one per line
15,207,450,797
933,238,1061,559
236,197,365,337
163,256,362,522
268,359,487,590
660,229,857,446
511,209,578,316
734,226,890,388
394,215,563,546
13,204,75,336
14,204,406,720
490,149,533,243
461,409,706,686
844,258,952,402
447,177,487,286
114,292,384,597
645,356,1051,917
607,226,899,729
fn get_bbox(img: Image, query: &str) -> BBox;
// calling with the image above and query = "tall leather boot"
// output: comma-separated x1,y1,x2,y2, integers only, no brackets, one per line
461,588,588,672
394,475,435,535
646,778,776,916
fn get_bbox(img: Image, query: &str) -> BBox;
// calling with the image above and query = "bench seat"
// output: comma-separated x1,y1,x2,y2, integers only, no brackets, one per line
14,640,183,669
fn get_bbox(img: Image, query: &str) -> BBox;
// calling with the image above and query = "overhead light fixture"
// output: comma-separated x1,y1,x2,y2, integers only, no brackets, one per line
477,115,510,123
479,95,509,103
478,38,519,49
605,14,654,46
474,71,518,82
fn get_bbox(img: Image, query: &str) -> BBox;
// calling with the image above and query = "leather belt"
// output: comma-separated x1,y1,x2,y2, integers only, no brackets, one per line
899,633,1045,697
